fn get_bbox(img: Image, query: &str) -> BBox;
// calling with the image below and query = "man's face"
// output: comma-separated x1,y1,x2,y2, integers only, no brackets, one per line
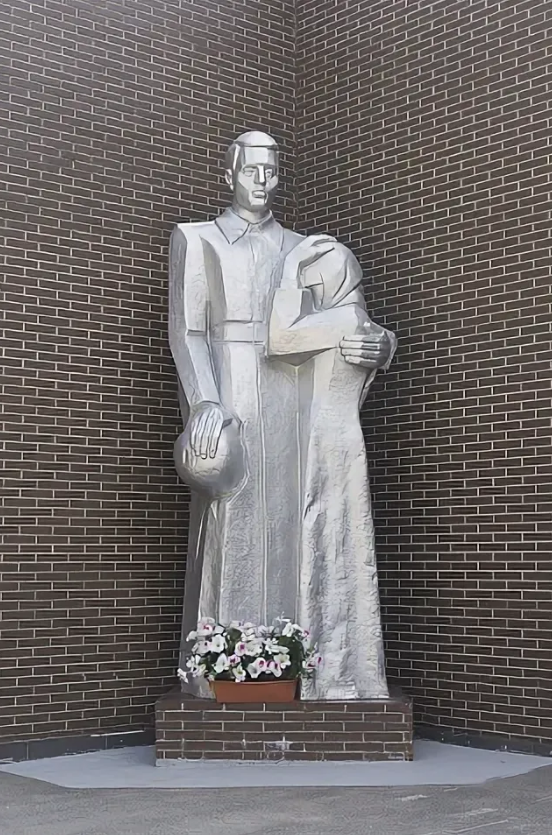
228,146,278,215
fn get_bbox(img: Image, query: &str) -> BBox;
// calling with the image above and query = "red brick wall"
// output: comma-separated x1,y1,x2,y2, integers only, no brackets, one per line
296,0,552,747
1,0,295,744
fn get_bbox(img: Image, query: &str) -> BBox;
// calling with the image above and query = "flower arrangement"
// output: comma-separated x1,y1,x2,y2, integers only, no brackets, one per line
178,618,322,684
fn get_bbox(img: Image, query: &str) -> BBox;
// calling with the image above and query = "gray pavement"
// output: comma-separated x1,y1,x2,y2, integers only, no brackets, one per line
2,763,552,835
0,741,548,788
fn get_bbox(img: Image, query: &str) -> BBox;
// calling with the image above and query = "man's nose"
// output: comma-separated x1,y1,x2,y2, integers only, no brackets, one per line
254,166,266,185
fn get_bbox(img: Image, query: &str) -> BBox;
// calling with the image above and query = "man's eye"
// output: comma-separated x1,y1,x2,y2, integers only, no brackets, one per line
266,169,274,178
243,168,255,176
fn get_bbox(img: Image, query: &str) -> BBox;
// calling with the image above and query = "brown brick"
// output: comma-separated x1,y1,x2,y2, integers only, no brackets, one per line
0,0,295,747
4,0,552,757
155,696,413,761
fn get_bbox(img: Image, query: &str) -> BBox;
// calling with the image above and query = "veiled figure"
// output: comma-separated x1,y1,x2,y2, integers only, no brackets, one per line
169,131,396,700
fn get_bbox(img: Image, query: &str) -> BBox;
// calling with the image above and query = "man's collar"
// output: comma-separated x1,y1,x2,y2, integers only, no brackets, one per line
215,207,278,244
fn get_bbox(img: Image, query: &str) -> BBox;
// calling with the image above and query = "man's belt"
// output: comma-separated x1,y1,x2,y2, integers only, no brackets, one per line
211,322,268,344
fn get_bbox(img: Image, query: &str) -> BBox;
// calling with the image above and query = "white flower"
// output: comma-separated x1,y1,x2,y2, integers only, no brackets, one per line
177,667,188,682
196,617,215,637
274,652,291,669
246,658,267,679
266,660,282,678
213,653,230,674
184,656,206,678
245,640,263,657
198,617,215,627
210,634,226,653
183,619,317,684
242,622,258,639
282,622,302,638
233,664,246,682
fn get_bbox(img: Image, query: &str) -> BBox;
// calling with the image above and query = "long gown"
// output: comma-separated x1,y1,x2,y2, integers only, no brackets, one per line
269,244,395,699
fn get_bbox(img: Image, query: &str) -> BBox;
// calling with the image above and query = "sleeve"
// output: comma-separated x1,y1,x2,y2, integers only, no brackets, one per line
168,225,221,407
267,243,369,362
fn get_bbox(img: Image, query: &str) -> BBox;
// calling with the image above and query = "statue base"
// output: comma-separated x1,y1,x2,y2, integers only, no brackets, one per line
155,688,413,763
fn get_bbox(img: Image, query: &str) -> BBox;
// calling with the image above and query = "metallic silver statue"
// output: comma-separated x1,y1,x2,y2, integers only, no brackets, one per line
169,131,396,700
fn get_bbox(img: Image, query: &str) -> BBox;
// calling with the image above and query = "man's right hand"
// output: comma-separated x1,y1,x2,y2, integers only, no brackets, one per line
189,403,230,460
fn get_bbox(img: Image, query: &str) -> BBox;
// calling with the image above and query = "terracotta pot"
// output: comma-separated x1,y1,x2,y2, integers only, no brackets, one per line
211,678,298,704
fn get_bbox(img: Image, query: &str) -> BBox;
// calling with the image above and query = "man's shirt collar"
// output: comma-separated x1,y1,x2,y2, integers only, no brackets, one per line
216,208,281,246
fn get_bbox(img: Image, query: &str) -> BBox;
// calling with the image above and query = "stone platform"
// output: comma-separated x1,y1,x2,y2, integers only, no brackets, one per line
155,689,413,762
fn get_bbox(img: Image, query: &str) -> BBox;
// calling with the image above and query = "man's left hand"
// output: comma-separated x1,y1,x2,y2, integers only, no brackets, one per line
340,328,392,369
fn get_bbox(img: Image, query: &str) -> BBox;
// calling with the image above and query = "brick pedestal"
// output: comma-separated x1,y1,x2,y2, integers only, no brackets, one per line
155,689,413,763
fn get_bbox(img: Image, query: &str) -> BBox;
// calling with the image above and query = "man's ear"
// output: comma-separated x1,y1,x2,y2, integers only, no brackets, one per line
224,169,233,189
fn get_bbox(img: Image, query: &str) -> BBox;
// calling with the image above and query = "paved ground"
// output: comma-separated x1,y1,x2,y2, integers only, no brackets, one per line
0,741,548,788
2,763,552,835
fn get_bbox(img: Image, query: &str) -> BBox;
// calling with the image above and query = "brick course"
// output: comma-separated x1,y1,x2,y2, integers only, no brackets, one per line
155,691,413,761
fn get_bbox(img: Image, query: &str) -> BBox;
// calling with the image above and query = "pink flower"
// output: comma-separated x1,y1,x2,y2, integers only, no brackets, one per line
267,660,282,678
246,657,268,679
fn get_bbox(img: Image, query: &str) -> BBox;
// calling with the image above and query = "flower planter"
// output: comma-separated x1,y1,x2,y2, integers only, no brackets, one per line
211,678,298,704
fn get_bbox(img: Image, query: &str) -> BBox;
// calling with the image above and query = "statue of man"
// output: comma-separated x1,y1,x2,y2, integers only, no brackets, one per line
169,131,396,700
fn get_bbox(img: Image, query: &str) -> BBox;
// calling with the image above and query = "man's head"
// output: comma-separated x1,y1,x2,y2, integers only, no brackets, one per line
225,131,279,217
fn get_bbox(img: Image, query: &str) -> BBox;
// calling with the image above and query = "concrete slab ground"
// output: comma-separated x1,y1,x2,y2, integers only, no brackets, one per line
0,741,548,789
2,759,552,835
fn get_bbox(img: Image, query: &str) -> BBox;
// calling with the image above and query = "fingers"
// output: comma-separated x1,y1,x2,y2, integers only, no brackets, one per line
208,411,224,459
198,408,215,459
340,342,382,358
344,355,378,368
340,339,381,350
340,329,390,369
200,408,223,459
340,332,385,345
190,406,226,460
190,410,209,456
341,347,381,360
